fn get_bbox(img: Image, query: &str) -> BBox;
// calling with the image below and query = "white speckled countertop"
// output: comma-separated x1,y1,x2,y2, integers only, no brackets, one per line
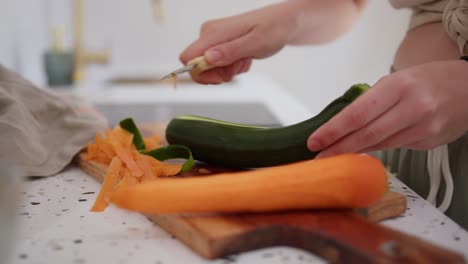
5,74,468,263
6,168,467,264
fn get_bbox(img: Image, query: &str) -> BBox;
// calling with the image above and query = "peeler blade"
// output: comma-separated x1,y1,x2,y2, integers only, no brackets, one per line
160,64,196,80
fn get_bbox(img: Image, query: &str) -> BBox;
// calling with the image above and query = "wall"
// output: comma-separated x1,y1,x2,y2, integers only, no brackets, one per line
84,0,410,114
0,0,17,70
0,0,410,113
254,1,411,113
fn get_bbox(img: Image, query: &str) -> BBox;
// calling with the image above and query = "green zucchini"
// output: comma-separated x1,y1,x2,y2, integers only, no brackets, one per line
165,83,371,168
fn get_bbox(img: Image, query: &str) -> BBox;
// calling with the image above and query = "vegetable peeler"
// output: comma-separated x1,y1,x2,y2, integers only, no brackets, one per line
160,56,214,80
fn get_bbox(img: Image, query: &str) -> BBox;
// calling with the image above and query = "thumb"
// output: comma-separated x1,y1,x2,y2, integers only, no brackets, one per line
204,31,262,67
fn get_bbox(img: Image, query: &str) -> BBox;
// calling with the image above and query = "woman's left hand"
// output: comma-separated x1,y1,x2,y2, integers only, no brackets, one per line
307,60,468,158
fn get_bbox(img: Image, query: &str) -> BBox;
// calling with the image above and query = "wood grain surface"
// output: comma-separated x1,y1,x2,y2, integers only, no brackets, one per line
75,122,465,263
77,153,464,263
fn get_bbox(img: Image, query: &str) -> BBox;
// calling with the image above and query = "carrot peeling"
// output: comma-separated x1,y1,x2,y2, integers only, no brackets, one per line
86,119,190,212
114,145,143,177
172,74,178,89
90,156,123,212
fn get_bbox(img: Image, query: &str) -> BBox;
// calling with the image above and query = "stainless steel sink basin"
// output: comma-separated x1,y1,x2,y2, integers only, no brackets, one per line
107,75,194,86
107,75,236,86
95,102,281,127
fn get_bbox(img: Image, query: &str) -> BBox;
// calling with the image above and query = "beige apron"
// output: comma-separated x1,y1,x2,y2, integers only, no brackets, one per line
376,134,468,230
385,0,468,230
389,0,468,56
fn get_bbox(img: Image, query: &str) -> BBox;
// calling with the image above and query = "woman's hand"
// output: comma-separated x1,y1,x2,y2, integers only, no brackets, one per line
180,0,367,84
307,60,468,157
179,2,298,84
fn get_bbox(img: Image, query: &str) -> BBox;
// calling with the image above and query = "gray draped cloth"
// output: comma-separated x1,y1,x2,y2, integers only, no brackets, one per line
0,65,107,177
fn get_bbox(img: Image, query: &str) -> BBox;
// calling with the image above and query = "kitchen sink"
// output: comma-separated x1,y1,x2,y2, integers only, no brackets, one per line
106,75,237,86
107,75,194,86
95,102,281,127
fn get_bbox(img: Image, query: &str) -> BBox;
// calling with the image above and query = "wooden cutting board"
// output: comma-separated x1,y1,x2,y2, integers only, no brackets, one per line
75,123,465,263
76,154,465,263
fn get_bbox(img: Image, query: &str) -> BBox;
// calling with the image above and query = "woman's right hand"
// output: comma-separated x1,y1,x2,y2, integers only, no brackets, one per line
180,0,367,84
179,2,298,84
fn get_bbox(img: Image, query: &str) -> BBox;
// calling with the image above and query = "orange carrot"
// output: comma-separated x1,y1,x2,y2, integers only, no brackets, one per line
143,135,162,151
111,154,388,214
117,168,139,188
87,121,198,212
96,150,112,164
86,143,98,160
158,163,183,177
110,126,134,149
91,157,123,212
104,128,112,140
113,145,143,177
135,155,156,182
139,155,164,177
172,74,178,89
95,134,115,160
145,154,162,168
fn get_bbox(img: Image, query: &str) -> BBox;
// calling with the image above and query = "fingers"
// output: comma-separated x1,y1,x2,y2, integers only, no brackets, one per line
202,29,263,67
240,58,253,73
180,20,254,66
360,120,445,153
189,70,224,85
308,61,468,158
179,7,285,85
315,98,415,158
180,18,256,85
179,39,202,65
358,128,412,154
307,77,401,152
189,59,251,84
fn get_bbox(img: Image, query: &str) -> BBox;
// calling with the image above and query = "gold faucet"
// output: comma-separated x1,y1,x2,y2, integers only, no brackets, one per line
72,0,109,83
72,0,167,83
152,0,167,23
